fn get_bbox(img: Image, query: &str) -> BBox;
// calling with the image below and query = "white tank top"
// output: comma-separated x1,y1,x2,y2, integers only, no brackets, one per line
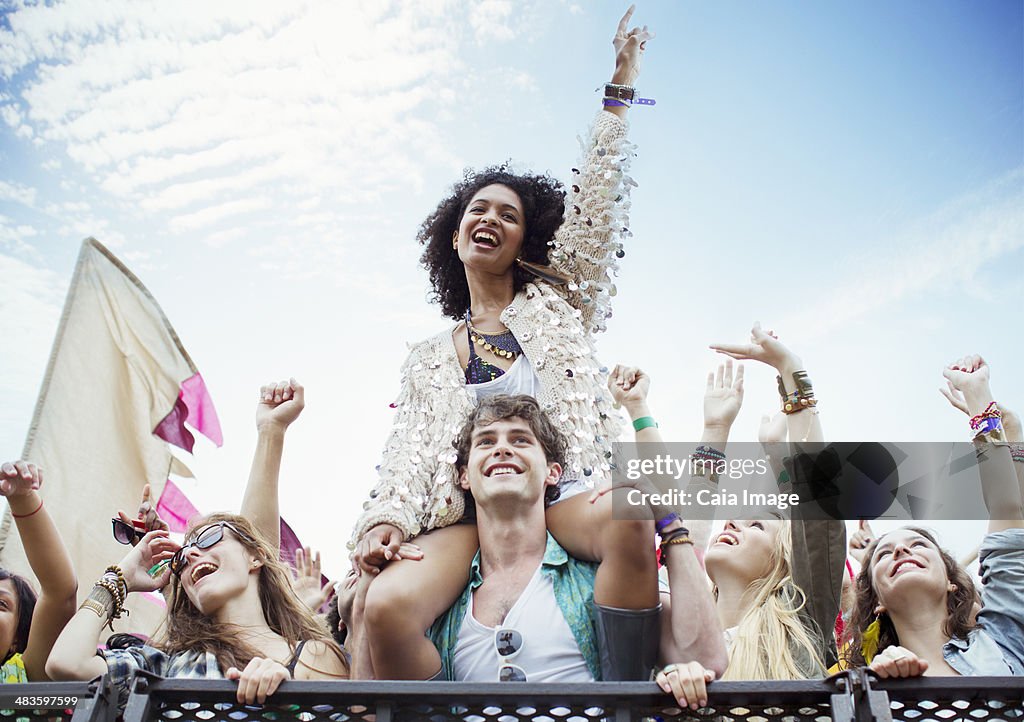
470,355,543,401
452,564,594,683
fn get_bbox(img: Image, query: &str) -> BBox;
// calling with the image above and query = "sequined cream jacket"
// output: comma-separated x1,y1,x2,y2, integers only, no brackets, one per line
350,110,635,545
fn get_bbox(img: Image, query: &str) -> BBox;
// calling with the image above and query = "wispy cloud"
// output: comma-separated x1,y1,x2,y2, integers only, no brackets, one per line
782,168,1024,336
0,0,543,252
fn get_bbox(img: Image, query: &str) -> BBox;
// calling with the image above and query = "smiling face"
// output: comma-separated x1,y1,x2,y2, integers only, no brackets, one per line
868,528,950,613
176,522,262,618
458,416,561,510
705,519,785,585
455,184,525,276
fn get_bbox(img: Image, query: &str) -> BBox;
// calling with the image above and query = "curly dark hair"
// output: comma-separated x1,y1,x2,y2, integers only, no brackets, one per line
419,165,567,320
454,394,567,504
841,526,977,668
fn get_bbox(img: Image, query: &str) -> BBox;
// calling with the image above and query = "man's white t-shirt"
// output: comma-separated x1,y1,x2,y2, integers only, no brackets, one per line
453,564,595,683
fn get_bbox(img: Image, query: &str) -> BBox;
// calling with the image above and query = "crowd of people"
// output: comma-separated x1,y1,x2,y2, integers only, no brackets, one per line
3,5,1021,713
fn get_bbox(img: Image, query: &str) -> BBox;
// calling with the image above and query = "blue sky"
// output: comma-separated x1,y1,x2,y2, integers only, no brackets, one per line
1,1,1021,576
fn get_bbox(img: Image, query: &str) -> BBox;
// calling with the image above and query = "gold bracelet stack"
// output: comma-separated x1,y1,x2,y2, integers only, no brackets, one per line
85,566,130,630
778,370,818,414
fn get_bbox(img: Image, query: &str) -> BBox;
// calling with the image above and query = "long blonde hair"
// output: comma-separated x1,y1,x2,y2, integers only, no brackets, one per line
718,522,826,680
155,513,348,677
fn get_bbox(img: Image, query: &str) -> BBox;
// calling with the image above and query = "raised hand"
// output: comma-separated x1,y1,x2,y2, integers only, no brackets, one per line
608,365,651,412
612,5,654,87
256,378,305,432
848,519,875,565
115,483,169,546
293,547,334,613
118,530,179,594
710,322,802,374
0,460,42,498
941,355,993,416
703,360,744,431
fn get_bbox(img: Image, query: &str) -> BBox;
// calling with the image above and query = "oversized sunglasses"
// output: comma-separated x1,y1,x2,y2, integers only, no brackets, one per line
170,521,249,577
495,627,526,682
111,518,146,545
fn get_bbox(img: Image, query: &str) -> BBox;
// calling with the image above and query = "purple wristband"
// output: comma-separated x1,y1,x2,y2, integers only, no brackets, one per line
656,512,681,533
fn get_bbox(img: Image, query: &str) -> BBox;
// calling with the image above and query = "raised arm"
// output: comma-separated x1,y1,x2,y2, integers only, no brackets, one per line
712,325,844,669
549,7,653,333
46,530,177,681
940,361,1024,532
1,461,77,681
942,355,1023,534
607,367,728,707
241,378,305,551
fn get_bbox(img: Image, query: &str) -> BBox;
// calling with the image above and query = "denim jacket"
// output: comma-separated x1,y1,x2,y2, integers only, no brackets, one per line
944,528,1024,675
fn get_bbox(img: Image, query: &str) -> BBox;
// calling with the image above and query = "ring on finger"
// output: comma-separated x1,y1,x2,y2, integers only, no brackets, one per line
662,664,678,675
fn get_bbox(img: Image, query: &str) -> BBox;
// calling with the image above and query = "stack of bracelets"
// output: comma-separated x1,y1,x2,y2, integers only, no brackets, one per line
1011,443,1024,464
691,444,725,482
778,370,817,414
970,402,1005,443
80,565,129,630
657,525,693,568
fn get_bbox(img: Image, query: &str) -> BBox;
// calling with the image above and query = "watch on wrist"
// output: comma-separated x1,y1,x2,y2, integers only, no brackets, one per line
604,83,636,103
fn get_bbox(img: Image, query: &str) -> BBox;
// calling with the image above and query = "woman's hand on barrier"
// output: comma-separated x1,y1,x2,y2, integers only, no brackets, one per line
656,661,715,711
869,645,928,679
227,657,291,704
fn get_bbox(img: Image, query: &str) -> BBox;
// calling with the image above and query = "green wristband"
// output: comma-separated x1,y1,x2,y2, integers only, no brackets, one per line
632,416,658,432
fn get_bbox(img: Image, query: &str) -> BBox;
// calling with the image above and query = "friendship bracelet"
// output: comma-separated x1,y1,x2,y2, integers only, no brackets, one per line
11,497,44,518
1010,443,1024,463
633,416,658,432
970,402,1001,431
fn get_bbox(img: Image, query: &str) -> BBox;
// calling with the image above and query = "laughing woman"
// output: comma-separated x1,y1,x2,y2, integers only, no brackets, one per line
46,380,348,705
350,7,661,681
844,356,1023,677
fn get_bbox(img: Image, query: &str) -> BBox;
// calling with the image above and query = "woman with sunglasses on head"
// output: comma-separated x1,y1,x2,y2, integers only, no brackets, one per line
842,356,1023,678
47,379,349,705
351,7,659,681
0,460,77,683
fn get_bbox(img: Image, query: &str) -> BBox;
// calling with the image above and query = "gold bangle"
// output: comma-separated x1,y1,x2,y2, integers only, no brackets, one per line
79,598,108,619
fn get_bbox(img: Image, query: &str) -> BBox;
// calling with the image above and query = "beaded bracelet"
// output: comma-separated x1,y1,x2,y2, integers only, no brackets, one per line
1010,444,1024,463
778,371,817,414
659,527,694,554
105,565,129,599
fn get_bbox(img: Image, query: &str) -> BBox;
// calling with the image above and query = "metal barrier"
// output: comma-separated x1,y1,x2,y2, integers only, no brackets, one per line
3,674,1020,722
120,673,1023,722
